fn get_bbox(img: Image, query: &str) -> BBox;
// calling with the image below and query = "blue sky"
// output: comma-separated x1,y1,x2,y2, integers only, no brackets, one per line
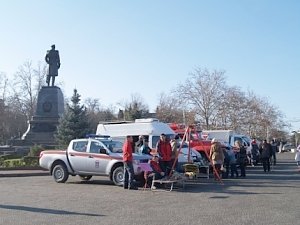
1,0,300,131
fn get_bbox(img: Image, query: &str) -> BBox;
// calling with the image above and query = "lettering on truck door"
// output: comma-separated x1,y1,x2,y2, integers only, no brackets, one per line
85,140,110,174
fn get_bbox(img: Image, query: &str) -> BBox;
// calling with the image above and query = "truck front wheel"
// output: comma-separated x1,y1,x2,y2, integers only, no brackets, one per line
112,166,124,186
52,164,69,183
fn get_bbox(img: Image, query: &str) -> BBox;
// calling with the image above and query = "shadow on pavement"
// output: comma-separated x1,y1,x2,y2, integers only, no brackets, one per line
0,204,104,217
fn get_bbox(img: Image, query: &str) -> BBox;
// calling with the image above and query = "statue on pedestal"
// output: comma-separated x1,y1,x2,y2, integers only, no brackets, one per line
45,44,61,86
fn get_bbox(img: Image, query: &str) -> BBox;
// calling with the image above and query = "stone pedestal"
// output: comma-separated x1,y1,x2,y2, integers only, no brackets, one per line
21,86,64,146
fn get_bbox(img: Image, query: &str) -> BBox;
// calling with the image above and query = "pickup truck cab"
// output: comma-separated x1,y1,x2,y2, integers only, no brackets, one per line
39,136,151,186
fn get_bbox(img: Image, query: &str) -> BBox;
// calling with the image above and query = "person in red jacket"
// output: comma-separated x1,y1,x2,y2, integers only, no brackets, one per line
149,155,165,179
122,135,138,190
156,133,172,175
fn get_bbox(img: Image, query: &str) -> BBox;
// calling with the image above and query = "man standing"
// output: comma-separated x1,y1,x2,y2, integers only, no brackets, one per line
122,135,138,190
235,140,247,177
260,140,271,172
270,140,277,165
45,44,61,86
156,133,172,175
251,138,259,166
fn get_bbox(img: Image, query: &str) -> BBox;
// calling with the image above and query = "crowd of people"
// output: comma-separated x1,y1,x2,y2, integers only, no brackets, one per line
122,133,284,190
209,137,280,180
122,133,179,190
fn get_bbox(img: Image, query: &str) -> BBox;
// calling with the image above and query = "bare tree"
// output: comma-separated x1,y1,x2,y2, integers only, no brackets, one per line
0,72,28,143
213,86,247,131
119,93,149,121
170,67,288,140
175,68,226,129
155,92,196,124
0,72,27,143
12,61,47,119
84,97,116,131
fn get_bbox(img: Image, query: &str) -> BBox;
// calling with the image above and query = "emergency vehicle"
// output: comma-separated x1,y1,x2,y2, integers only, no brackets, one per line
39,135,151,186
168,123,212,155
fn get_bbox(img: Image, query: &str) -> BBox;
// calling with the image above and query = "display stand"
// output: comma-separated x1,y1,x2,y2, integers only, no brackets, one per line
151,174,186,192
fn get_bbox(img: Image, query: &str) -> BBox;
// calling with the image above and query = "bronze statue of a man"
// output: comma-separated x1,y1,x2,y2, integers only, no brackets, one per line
45,44,61,86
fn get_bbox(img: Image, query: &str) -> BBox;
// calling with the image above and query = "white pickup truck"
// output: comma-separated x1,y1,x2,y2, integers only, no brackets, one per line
39,136,151,186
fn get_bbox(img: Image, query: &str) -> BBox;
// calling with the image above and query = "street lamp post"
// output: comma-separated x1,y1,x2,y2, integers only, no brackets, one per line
292,131,300,147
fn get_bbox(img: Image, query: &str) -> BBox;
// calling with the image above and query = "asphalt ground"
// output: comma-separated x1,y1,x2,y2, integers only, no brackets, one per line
0,152,299,225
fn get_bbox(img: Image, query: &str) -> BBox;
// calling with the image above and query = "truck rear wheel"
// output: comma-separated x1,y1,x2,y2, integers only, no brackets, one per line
52,163,69,183
112,166,124,186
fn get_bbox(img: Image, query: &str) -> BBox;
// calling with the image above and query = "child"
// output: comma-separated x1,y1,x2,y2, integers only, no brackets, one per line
295,145,300,172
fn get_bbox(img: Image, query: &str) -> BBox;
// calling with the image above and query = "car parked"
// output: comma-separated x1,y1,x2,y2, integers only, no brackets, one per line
282,143,295,152
39,136,152,186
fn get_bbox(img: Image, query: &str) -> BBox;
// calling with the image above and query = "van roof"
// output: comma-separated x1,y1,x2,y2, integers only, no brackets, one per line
96,118,175,136
98,118,159,124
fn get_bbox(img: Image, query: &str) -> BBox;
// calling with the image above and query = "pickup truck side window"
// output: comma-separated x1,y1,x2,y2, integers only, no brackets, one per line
90,141,103,153
72,141,88,152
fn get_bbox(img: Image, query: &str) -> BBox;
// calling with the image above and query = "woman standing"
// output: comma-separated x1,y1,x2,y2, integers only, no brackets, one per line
209,138,224,180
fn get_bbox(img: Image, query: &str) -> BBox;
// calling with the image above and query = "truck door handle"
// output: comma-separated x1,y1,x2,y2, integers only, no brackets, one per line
88,155,94,158
70,154,75,156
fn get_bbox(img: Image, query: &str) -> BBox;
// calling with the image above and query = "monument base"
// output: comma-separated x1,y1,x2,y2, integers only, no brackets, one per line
21,86,64,146
21,116,60,145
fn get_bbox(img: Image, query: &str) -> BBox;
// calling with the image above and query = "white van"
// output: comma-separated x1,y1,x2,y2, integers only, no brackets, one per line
96,118,175,149
202,130,251,149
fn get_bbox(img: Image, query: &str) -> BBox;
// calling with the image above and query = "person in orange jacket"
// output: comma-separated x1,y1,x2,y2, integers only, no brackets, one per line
149,154,165,179
156,133,172,175
123,135,138,190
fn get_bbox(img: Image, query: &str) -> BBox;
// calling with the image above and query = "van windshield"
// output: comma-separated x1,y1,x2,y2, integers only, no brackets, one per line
152,134,175,149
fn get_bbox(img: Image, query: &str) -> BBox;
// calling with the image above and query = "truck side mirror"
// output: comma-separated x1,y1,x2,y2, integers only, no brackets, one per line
100,148,107,154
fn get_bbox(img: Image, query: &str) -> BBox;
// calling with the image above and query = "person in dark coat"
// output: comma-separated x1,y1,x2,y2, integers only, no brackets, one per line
227,148,239,178
251,138,259,166
235,140,247,177
140,139,151,155
270,140,277,165
260,140,272,172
